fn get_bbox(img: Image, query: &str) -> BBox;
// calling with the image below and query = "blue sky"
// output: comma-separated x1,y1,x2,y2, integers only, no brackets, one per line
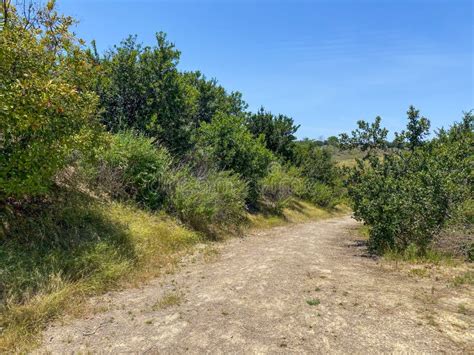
58,0,473,139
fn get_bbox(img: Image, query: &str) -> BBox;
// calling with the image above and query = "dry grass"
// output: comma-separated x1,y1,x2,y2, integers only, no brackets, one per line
0,199,200,352
247,199,350,230
0,194,347,353
452,271,474,287
202,245,221,263
332,148,366,168
354,225,474,292
152,291,183,310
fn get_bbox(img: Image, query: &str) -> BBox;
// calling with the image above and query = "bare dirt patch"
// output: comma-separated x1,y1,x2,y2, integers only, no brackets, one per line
38,216,473,353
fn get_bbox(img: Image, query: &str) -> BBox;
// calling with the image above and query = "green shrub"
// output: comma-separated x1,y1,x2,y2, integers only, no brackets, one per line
345,110,473,253
194,113,274,203
98,132,173,209
291,139,343,208
0,3,102,199
258,163,304,213
169,169,248,234
96,36,248,155
293,141,336,185
306,182,336,208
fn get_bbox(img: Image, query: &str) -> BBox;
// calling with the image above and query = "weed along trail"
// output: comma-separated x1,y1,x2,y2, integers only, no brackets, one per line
39,216,472,353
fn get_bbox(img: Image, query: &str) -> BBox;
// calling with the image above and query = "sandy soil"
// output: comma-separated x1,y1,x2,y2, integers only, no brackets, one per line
38,216,473,354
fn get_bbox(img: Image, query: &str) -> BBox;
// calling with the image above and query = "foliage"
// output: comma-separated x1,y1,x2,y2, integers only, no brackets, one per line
194,113,274,203
293,140,337,185
246,107,299,161
96,34,197,153
98,131,173,210
345,109,473,253
339,116,388,156
326,136,339,147
394,105,430,150
304,181,337,208
169,168,248,234
95,36,248,154
258,163,305,213
182,71,248,124
291,139,343,208
0,1,102,198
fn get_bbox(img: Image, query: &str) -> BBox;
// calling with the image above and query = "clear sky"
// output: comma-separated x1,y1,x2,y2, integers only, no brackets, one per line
58,0,473,139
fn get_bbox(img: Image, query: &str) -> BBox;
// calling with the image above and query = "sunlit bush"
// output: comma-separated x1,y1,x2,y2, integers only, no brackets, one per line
170,168,248,234
0,3,102,199
258,163,304,213
98,132,173,210
195,113,274,204
345,109,473,253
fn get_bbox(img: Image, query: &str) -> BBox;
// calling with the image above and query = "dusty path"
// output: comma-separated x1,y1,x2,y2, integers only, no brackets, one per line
40,216,473,353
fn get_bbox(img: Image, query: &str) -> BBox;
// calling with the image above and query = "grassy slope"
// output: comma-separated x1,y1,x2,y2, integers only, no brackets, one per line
325,146,365,168
248,199,350,229
0,195,345,352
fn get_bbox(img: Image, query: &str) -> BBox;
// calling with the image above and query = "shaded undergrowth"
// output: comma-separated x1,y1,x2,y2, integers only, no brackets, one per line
0,189,200,352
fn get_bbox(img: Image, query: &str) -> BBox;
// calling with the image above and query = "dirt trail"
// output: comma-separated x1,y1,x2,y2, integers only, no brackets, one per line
39,216,473,353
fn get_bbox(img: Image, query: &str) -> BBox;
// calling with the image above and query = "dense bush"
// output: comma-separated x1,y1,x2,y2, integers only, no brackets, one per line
246,107,299,161
433,198,474,261
88,132,249,233
304,181,337,208
95,36,247,154
344,109,473,253
195,113,274,203
97,132,173,209
182,71,248,125
0,2,102,199
258,163,305,212
96,34,197,154
169,169,248,234
293,140,336,185
291,139,343,208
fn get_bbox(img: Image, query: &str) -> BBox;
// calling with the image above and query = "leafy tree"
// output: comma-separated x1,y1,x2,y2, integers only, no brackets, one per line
0,0,102,198
246,107,299,161
339,116,388,157
394,105,430,150
97,36,150,133
182,71,247,127
97,33,196,153
194,113,274,203
326,136,339,147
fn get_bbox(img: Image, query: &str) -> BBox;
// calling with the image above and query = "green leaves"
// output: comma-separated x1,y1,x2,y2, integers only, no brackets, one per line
98,132,173,210
394,105,431,150
246,107,299,161
194,113,274,204
339,116,388,156
346,108,473,254
0,2,102,199
95,34,249,155
258,163,304,212
170,169,248,234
